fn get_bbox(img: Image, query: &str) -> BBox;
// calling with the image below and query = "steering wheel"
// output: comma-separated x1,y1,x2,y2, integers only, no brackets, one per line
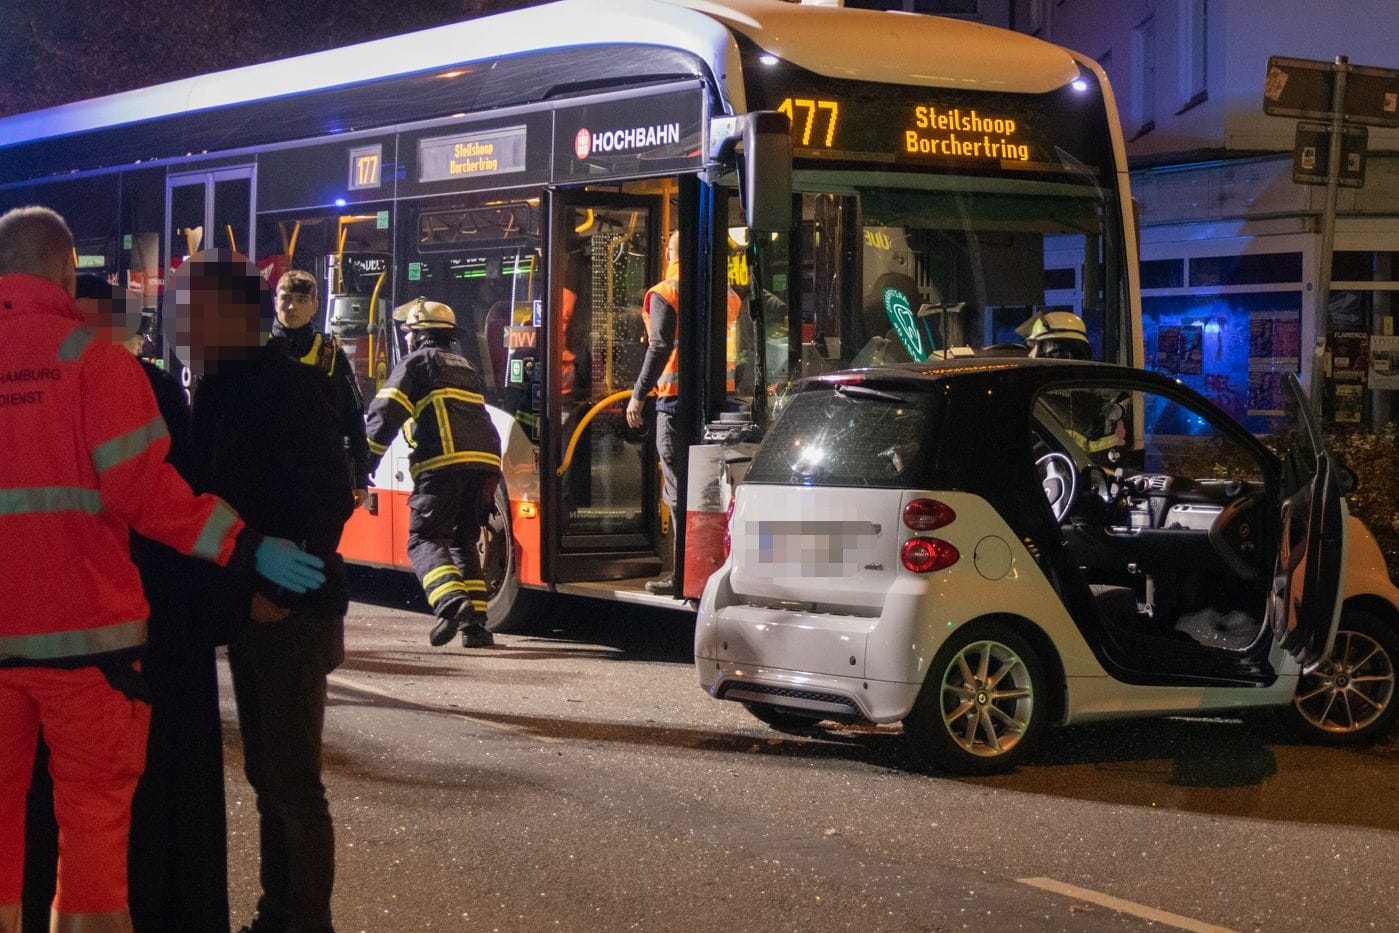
1035,452,1079,523
1208,492,1266,581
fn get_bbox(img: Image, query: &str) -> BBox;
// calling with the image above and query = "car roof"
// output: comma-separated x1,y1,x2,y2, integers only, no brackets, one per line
805,356,1177,393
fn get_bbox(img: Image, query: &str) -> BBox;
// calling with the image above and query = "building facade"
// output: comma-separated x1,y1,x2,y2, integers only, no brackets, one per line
1020,0,1399,432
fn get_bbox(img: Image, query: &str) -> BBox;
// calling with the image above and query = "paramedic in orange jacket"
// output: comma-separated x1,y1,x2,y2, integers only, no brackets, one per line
0,206,326,933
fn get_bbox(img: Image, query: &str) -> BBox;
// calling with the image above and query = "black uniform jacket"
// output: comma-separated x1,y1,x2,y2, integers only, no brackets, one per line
188,342,356,633
364,344,502,480
272,320,371,489
128,360,200,627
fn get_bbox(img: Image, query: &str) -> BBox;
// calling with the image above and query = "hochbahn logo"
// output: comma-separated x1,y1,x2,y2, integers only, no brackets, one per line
573,122,682,160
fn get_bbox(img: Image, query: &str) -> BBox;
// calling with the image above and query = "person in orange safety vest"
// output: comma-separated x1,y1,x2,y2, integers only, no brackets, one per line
0,206,326,933
624,231,742,596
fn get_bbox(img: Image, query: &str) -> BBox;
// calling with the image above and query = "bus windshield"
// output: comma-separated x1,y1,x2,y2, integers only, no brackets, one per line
728,47,1128,398
737,172,1121,392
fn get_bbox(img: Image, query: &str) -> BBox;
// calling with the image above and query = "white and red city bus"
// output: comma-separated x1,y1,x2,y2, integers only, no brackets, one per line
0,0,1142,631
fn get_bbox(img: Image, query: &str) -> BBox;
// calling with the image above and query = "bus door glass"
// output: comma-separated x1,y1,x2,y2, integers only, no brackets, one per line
544,192,661,583
166,167,253,265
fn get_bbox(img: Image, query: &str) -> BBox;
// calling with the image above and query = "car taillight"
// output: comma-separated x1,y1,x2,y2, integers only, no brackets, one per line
722,496,737,560
901,537,959,573
903,498,955,531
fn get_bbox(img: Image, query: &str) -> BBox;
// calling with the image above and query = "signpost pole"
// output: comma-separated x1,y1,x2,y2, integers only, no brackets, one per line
1311,56,1347,405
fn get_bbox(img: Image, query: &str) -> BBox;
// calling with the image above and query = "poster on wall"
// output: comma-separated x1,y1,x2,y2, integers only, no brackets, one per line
1247,371,1288,417
1368,334,1399,390
1155,324,1203,375
1332,382,1364,424
1329,331,1370,382
1249,311,1301,365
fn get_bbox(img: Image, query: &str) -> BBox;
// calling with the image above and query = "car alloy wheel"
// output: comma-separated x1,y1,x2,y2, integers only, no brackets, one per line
904,620,1047,775
1288,609,1397,746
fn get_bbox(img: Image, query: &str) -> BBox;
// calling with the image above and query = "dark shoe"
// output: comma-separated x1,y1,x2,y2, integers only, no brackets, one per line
237,921,286,933
644,573,676,595
429,612,461,647
460,621,495,648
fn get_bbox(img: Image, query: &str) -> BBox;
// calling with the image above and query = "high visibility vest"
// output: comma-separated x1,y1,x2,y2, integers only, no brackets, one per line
560,287,578,397
724,288,743,393
296,331,339,377
641,277,681,398
640,278,745,397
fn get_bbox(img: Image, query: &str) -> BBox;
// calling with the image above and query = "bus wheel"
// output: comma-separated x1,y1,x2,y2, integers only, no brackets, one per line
902,620,1047,776
480,481,540,634
1282,608,1398,746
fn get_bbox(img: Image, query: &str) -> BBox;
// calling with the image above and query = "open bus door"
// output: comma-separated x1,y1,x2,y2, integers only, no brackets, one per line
541,189,666,586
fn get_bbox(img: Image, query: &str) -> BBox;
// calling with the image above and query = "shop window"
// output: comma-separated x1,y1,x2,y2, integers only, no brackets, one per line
1333,251,1399,283
1188,252,1301,288
1044,267,1076,291
1140,258,1184,290
1143,291,1301,435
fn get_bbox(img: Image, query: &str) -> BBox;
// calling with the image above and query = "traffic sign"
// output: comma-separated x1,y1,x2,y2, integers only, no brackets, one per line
1292,121,1367,187
1264,56,1399,127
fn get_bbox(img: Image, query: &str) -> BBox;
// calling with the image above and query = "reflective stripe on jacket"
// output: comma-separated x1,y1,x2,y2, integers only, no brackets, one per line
0,274,248,663
364,344,502,480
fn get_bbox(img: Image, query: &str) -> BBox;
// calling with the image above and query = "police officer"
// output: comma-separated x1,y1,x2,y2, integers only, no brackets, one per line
273,270,371,506
365,298,503,648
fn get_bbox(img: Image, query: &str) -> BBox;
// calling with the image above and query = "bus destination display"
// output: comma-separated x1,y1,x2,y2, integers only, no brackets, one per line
752,70,1106,176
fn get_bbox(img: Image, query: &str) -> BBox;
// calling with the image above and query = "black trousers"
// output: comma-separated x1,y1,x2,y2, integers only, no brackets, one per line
228,610,344,933
407,469,499,619
129,618,228,933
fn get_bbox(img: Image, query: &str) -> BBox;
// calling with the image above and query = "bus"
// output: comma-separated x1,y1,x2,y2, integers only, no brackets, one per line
0,0,1142,631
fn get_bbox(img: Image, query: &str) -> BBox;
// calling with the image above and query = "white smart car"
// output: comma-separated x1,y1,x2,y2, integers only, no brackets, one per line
695,358,1399,774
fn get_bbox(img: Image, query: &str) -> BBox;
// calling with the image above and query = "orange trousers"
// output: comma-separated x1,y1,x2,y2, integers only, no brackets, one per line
0,665,149,924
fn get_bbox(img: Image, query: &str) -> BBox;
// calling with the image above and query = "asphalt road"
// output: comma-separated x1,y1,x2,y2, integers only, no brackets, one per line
218,569,1399,933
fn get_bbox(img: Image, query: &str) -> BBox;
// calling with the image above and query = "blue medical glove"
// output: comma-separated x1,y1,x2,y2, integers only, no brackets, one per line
254,537,326,593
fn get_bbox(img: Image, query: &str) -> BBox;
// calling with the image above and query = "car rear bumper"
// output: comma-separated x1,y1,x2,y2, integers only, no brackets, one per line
696,658,922,723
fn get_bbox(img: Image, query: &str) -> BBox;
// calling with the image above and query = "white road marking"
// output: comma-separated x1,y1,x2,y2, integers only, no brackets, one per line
1017,877,1242,933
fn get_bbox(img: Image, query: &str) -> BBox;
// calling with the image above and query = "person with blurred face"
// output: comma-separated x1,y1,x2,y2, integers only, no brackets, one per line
72,275,230,931
176,251,353,933
0,211,323,933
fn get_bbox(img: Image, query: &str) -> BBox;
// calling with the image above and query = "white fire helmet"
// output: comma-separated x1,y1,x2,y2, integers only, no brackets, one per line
392,297,457,331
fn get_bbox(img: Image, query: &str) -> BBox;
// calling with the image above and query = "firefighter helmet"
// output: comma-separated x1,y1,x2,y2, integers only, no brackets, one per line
1017,311,1090,359
393,297,458,331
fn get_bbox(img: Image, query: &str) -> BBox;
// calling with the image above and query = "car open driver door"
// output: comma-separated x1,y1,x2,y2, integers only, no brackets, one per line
1268,373,1348,670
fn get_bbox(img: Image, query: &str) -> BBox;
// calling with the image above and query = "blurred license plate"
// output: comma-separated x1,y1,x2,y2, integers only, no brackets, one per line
752,521,879,575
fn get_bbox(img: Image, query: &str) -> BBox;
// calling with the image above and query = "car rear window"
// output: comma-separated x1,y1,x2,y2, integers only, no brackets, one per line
745,382,939,488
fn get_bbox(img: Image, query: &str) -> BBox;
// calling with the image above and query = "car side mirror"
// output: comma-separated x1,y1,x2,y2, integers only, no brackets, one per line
1338,463,1358,495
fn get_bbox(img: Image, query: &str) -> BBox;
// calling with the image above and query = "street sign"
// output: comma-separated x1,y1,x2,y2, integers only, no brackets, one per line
1264,56,1399,127
1293,121,1367,187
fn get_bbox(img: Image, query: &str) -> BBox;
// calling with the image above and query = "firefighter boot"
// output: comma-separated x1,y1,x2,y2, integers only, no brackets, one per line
428,601,465,647
458,604,495,648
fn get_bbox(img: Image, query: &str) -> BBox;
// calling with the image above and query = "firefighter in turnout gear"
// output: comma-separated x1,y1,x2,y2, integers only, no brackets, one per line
364,298,503,648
